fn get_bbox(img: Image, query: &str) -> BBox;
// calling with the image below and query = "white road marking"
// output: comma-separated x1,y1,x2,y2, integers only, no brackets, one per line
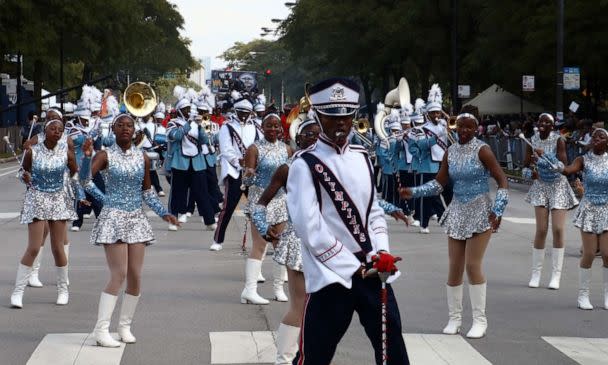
404,333,492,365
503,217,536,225
210,331,276,364
0,167,20,177
0,212,20,219
542,336,608,365
0,164,19,171
209,331,493,364
26,333,125,365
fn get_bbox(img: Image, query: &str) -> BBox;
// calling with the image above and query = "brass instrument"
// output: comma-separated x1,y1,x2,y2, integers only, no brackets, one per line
374,77,411,142
288,84,313,141
124,82,158,117
355,119,370,134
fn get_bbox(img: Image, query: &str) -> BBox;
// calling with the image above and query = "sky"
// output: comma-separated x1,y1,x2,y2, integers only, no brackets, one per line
171,0,292,70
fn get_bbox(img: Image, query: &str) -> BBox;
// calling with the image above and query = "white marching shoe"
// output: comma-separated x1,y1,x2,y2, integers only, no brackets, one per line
94,292,122,347
178,213,189,223
118,293,140,343
241,259,269,305
209,242,223,251
578,268,594,310
273,263,288,302
70,226,80,232
548,247,564,290
168,224,178,231
28,246,44,288
442,284,463,335
528,248,545,288
466,283,487,339
420,227,430,234
11,264,32,308
204,223,217,231
603,267,608,310
56,266,69,305
275,323,300,364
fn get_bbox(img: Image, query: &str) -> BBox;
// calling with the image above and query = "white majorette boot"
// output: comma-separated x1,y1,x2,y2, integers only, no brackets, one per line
94,292,122,347
241,259,269,305
577,268,594,310
442,284,463,335
118,293,140,343
64,243,70,286
258,245,267,283
528,248,545,288
466,282,487,339
275,323,300,364
11,264,32,308
28,246,44,288
273,263,288,302
603,267,608,310
56,266,69,305
548,247,565,289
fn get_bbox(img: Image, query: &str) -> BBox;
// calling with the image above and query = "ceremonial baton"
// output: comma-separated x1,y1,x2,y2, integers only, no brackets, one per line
367,254,402,365
517,133,558,170
3,135,24,178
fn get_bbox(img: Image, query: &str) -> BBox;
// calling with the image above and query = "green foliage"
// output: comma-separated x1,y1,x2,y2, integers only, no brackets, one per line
152,73,201,105
0,0,197,97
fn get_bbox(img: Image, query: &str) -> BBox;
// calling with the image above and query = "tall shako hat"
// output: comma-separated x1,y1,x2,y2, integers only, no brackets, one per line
309,77,360,116
253,94,266,112
173,85,197,111
426,83,443,112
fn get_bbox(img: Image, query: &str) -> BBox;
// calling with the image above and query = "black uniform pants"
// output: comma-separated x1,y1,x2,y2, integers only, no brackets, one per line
213,175,244,244
398,170,416,216
169,162,215,225
413,172,445,228
73,172,104,228
293,276,409,365
150,170,163,194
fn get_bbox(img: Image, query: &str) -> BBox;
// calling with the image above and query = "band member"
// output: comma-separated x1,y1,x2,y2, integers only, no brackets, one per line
523,113,578,289
80,114,178,347
408,96,443,233
556,128,608,310
401,112,509,339
210,91,259,251
166,86,215,231
137,111,166,197
395,109,419,225
253,94,267,126
241,112,292,304
287,78,409,364
10,118,84,308
376,110,401,207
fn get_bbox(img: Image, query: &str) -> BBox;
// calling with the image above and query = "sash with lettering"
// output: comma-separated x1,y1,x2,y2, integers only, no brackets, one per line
300,152,374,256
423,124,448,161
226,124,247,155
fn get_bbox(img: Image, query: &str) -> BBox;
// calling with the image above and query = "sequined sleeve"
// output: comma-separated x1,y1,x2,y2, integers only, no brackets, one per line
70,174,85,201
378,199,402,214
492,188,509,217
522,167,533,180
411,179,443,198
79,156,92,184
142,189,168,217
251,204,269,236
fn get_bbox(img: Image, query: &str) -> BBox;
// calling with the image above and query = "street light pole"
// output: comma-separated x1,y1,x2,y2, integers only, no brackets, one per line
556,0,564,118
450,0,460,114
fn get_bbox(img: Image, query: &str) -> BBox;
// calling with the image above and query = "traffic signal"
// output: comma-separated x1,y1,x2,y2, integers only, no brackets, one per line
265,69,272,76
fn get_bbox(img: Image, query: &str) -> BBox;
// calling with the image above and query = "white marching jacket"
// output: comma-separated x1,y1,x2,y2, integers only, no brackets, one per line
423,120,448,162
286,137,390,293
217,118,258,183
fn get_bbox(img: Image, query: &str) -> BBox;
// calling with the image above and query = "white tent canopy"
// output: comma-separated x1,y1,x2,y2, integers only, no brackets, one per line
464,84,544,115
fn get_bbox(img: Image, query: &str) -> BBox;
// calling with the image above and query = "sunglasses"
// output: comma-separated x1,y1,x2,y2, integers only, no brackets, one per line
301,131,320,138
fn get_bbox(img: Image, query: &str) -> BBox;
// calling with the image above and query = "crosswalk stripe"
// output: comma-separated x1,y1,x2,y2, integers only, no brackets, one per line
0,212,19,219
503,217,536,224
26,333,125,365
210,331,276,364
542,336,608,365
209,331,493,364
404,333,492,365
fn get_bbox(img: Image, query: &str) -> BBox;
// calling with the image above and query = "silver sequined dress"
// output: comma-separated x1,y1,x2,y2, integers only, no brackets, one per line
20,138,77,224
439,138,493,240
525,132,578,210
573,152,608,234
273,158,303,271
90,145,155,245
247,138,289,225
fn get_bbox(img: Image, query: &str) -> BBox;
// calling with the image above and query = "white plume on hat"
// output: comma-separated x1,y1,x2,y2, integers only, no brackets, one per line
197,85,216,110
389,108,400,123
173,85,186,101
156,101,166,114
376,102,385,115
414,98,425,115
427,84,443,104
105,94,119,117
186,88,198,102
231,90,242,102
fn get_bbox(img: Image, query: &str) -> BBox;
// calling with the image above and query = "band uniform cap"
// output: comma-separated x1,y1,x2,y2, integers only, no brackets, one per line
426,101,442,112
309,78,360,116
234,98,253,112
154,111,165,119
175,97,191,111
254,103,266,112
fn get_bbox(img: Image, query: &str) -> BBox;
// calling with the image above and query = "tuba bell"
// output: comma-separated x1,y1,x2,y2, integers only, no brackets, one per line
124,82,158,117
375,77,411,142
288,84,313,141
